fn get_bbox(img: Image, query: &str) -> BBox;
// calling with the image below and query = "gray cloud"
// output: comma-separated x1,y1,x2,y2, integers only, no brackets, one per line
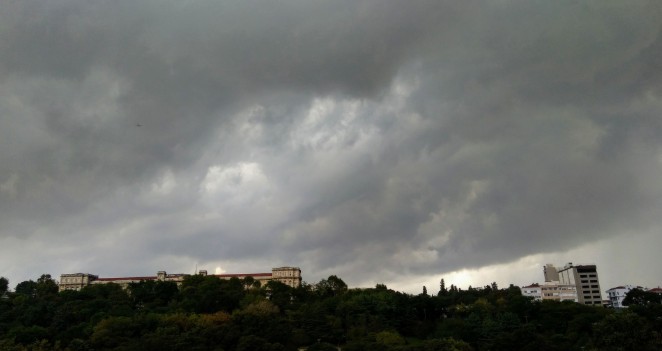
1,1,661,290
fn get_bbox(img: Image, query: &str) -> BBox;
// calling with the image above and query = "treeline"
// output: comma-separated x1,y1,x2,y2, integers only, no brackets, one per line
0,275,660,350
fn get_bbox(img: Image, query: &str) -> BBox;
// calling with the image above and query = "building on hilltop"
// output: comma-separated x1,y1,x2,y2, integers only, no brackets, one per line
606,285,642,308
605,286,662,308
58,266,302,292
521,282,578,302
521,283,542,300
547,262,602,305
59,273,99,291
543,263,559,282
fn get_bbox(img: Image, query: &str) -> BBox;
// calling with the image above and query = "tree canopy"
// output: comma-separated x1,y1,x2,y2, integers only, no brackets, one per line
0,274,659,350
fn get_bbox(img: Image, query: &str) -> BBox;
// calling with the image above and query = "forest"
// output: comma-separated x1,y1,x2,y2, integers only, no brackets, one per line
0,274,660,351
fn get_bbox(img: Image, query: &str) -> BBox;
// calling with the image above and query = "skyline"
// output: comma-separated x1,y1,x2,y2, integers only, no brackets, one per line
1,1,662,294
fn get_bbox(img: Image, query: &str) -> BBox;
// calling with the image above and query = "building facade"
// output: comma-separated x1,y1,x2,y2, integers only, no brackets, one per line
59,267,302,292
522,282,578,302
556,263,602,305
606,285,641,308
59,273,99,291
522,283,542,300
543,264,560,282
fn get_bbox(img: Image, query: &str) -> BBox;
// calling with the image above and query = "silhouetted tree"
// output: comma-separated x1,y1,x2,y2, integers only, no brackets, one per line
439,279,447,295
0,277,8,295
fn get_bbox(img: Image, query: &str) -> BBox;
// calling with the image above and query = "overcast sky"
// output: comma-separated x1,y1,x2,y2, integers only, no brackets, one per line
2,1,662,294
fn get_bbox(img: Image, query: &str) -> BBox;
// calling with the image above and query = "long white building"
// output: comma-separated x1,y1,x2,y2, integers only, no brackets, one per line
59,266,302,292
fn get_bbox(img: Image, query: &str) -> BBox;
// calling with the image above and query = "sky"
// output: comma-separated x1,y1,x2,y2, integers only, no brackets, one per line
1,1,662,295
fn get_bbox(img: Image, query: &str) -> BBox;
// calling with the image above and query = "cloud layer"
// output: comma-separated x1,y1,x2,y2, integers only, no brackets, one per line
1,1,661,291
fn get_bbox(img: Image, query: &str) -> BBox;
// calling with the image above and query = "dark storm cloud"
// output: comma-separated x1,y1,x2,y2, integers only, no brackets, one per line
1,1,662,288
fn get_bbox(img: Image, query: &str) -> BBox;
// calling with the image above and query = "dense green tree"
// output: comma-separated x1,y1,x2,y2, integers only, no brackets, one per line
14,280,38,297
0,277,8,295
315,275,348,297
439,279,447,296
264,280,293,311
307,341,340,351
2,273,662,350
623,288,662,306
592,311,660,350
422,337,474,351
179,275,245,314
129,280,179,312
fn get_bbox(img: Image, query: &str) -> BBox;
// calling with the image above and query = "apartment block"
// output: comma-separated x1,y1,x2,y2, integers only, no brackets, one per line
555,263,602,305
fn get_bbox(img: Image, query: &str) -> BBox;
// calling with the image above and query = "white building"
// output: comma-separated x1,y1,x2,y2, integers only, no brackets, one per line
522,282,578,302
522,283,542,300
59,267,302,292
606,285,641,308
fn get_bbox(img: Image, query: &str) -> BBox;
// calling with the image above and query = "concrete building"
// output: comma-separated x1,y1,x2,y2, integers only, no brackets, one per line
522,282,578,302
543,264,559,282
522,283,542,300
606,285,642,308
59,267,302,292
59,273,99,291
556,263,602,305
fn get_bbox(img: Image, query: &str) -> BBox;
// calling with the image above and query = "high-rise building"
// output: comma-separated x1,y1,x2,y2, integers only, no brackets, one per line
556,263,602,305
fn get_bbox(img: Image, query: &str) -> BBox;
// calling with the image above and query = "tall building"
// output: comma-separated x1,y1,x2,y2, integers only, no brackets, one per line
59,266,302,292
556,263,602,305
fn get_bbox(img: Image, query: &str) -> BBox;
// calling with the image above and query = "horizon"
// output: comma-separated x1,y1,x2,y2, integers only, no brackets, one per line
2,1,661,298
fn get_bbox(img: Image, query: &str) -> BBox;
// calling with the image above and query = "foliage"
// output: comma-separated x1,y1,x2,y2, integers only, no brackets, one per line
622,288,662,306
0,274,660,350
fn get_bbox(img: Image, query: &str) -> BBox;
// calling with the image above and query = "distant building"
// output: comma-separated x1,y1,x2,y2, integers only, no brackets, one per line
543,264,559,282
522,283,542,300
521,282,578,302
59,273,99,291
58,267,302,292
545,263,602,305
606,285,642,308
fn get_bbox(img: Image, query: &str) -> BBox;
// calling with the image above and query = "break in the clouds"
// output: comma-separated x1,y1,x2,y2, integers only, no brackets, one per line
1,1,662,292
